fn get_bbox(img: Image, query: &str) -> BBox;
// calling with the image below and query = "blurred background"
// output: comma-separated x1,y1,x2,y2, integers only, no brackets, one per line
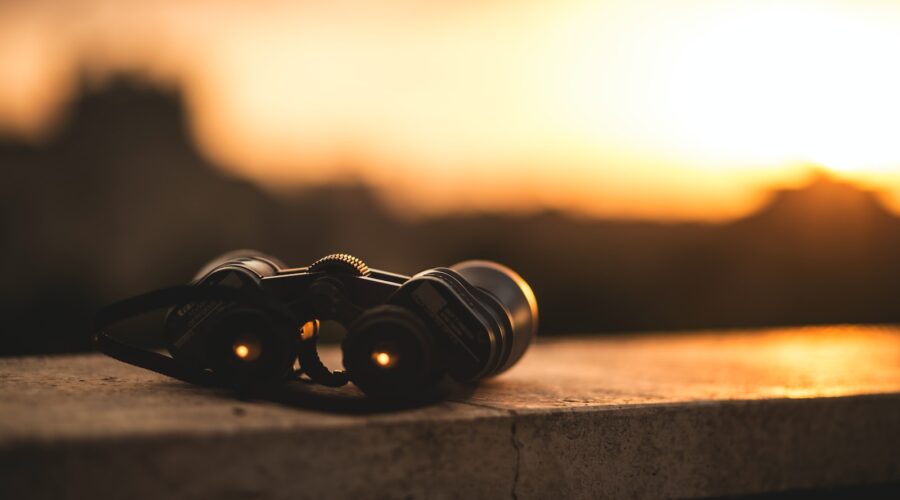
4,0,900,355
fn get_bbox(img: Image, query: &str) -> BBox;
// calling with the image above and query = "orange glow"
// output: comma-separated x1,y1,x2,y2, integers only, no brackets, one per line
3,1,900,219
372,351,395,368
299,320,320,342
520,326,900,403
232,334,261,362
234,344,250,360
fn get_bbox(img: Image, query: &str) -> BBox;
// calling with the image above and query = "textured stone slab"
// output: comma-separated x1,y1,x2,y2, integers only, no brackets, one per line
1,325,900,498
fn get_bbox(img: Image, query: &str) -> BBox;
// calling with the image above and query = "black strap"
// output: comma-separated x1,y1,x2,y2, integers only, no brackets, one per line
298,334,349,387
93,285,275,387
291,279,357,387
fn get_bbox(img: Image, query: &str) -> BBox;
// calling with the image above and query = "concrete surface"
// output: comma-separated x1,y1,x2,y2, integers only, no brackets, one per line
1,325,900,499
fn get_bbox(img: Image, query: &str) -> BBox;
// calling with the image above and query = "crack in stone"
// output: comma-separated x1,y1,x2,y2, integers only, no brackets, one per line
449,400,523,498
509,410,521,500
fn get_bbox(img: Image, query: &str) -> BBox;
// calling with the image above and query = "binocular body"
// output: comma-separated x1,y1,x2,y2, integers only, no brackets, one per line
96,252,538,398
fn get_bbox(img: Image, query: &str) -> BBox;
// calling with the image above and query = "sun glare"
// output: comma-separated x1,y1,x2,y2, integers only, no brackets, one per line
662,3,900,175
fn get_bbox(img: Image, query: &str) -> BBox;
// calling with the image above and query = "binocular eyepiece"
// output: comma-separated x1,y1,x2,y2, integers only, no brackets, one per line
95,252,538,399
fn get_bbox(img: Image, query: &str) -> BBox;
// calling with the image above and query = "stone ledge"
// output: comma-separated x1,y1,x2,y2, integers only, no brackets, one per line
2,326,899,498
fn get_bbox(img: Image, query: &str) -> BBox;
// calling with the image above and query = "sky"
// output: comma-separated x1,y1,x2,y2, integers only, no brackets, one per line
2,0,900,220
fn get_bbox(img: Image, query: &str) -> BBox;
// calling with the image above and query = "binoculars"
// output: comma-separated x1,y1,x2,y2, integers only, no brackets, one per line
95,251,538,399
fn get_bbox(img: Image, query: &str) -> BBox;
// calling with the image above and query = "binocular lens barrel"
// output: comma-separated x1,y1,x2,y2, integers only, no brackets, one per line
450,260,538,375
343,260,538,396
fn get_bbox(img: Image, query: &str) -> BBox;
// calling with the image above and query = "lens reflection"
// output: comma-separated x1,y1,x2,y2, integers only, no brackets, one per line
372,351,395,368
232,333,261,362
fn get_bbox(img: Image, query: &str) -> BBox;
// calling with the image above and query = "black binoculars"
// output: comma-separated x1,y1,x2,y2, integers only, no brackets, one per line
95,251,538,399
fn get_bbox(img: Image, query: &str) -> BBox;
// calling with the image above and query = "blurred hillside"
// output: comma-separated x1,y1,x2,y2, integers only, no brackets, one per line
3,79,900,355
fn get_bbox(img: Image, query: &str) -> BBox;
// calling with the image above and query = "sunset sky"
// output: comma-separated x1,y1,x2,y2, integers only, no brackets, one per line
2,0,900,219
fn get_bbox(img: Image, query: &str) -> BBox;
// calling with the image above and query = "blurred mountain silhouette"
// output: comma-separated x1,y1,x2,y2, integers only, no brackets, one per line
3,78,900,355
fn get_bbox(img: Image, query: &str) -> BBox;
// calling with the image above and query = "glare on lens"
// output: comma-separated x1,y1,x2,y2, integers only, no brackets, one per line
232,334,261,362
372,351,395,368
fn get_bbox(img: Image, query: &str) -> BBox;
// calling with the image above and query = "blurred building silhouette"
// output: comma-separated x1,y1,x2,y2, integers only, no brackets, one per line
4,78,900,355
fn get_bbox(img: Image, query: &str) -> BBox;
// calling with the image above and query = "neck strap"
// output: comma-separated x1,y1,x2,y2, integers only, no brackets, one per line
94,285,275,386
